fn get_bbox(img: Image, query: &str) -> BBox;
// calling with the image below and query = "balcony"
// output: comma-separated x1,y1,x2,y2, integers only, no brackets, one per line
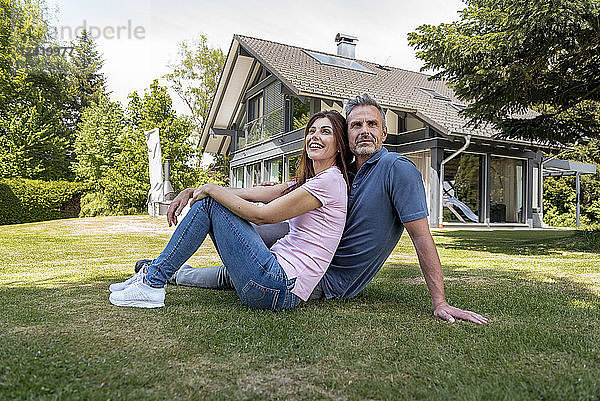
242,107,284,148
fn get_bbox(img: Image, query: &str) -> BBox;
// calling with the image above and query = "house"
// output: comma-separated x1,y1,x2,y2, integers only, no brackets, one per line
199,34,595,228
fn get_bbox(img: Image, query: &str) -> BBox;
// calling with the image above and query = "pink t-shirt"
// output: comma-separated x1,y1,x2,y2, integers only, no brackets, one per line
270,166,347,301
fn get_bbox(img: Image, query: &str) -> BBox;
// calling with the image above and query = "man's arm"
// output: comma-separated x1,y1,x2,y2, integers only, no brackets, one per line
403,218,488,324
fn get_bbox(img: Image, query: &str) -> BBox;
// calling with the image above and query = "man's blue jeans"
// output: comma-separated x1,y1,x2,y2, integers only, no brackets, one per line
144,198,300,310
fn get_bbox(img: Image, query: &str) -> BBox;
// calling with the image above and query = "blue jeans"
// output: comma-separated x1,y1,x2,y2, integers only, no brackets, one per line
172,222,290,289
169,222,325,300
144,198,301,310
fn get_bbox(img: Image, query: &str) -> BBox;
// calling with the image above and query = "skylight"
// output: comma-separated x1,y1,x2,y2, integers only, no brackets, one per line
303,50,374,74
416,87,451,101
450,103,466,112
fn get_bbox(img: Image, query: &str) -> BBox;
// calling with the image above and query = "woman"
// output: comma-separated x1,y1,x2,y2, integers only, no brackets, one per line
109,110,351,310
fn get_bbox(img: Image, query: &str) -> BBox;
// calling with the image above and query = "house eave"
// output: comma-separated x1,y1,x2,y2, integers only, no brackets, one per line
200,38,240,150
234,34,299,98
448,130,561,151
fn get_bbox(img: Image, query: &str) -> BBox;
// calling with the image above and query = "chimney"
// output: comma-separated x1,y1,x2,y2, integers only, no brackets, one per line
335,33,358,59
163,159,175,201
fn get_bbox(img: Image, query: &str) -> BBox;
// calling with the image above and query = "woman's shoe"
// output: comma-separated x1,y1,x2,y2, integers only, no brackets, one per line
109,281,165,308
109,269,145,292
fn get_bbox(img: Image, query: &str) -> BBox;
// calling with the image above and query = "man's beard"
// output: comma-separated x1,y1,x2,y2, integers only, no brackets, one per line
353,144,378,157
352,134,379,157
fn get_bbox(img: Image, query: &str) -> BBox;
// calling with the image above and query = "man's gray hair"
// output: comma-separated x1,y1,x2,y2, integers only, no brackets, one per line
345,93,387,130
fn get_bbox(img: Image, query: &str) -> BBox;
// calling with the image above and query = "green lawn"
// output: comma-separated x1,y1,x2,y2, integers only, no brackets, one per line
1,216,599,400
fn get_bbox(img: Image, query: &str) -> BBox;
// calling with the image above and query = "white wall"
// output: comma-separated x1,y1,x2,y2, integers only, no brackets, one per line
406,115,425,131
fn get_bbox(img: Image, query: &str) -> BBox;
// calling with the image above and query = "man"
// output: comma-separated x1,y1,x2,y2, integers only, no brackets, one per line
164,94,486,324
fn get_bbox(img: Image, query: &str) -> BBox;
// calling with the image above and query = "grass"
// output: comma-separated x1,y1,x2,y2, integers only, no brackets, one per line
1,216,600,400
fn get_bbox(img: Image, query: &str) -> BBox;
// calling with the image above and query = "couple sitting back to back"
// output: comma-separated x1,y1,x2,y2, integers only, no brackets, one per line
109,94,487,324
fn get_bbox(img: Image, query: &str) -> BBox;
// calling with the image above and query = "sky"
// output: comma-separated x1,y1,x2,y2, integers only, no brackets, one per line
47,0,466,116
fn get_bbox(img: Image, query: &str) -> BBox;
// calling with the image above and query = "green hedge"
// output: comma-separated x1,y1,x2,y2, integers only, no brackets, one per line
0,179,90,225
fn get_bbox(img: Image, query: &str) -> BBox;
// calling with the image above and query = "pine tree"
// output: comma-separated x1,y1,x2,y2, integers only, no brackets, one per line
408,0,600,144
69,29,106,127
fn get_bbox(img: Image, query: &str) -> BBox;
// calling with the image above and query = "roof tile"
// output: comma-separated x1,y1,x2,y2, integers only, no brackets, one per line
235,34,538,141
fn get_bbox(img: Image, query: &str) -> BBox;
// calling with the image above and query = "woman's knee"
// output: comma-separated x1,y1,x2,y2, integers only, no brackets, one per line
191,197,212,210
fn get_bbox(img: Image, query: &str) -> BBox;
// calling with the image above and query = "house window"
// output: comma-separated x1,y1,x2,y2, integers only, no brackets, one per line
232,167,244,188
246,93,264,144
266,158,283,183
490,157,525,223
262,82,283,137
450,103,466,112
287,154,301,179
246,163,262,187
303,50,374,74
443,153,483,224
244,82,285,146
248,93,264,122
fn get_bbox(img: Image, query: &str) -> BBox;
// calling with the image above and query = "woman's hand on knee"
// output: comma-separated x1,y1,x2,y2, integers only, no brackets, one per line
167,188,195,226
189,184,218,208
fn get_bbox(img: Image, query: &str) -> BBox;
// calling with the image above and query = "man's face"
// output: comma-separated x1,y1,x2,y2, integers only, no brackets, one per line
347,105,387,160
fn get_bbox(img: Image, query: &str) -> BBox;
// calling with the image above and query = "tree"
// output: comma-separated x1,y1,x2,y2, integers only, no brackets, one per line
163,36,225,132
73,95,124,185
206,154,230,185
408,0,600,144
77,80,224,216
68,30,107,128
163,36,226,179
126,80,202,193
543,140,600,226
0,0,75,180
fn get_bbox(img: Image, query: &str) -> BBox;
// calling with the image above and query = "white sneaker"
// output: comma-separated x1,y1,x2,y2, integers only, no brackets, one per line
109,281,166,308
109,269,145,292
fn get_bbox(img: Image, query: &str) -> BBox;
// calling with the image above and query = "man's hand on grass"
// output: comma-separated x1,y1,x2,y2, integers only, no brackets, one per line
434,302,488,324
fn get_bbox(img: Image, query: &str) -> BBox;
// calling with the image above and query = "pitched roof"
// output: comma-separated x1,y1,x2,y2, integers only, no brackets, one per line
235,34,537,140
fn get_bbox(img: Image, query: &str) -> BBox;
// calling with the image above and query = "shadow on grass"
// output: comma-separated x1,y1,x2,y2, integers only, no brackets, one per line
433,229,600,256
2,262,599,330
2,272,135,288
4,259,597,320
360,263,600,316
1,264,600,400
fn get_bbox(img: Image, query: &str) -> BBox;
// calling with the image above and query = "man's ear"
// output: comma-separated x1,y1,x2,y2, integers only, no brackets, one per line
382,128,388,142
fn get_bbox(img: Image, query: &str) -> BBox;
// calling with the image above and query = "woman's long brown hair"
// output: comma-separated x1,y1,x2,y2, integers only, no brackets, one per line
284,110,351,194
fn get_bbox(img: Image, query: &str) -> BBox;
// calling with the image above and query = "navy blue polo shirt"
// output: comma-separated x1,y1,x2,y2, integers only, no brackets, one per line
321,148,429,299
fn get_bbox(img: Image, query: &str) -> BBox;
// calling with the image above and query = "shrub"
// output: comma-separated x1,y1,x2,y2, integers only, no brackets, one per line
0,179,89,225
0,182,23,225
565,227,600,251
79,192,112,217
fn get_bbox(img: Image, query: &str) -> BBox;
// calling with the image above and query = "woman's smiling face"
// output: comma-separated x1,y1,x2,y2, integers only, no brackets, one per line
305,117,338,166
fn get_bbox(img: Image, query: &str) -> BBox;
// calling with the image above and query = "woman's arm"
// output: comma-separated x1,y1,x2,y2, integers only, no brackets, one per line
224,183,289,203
191,183,321,225
166,183,288,226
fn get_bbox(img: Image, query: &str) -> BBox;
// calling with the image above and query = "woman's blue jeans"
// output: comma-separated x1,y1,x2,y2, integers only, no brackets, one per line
144,198,300,311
